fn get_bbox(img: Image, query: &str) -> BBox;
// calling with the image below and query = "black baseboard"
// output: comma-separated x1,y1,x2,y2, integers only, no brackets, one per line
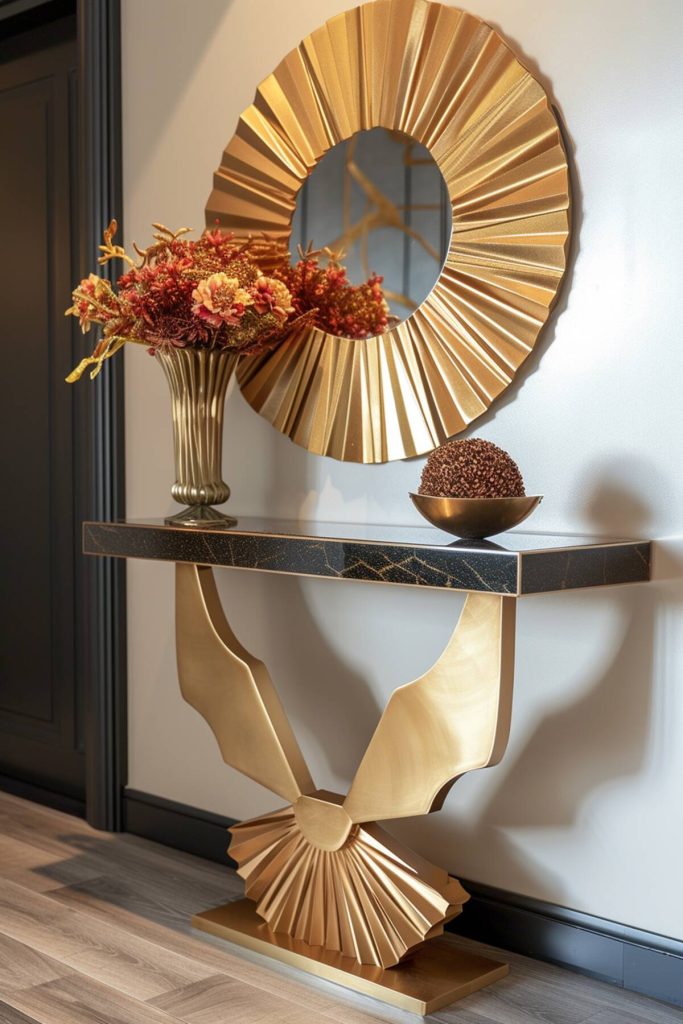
123,788,236,865
123,788,683,1009
448,879,683,1008
0,773,85,818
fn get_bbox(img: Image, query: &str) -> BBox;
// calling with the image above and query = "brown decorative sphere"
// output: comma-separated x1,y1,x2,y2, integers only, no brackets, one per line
418,439,525,499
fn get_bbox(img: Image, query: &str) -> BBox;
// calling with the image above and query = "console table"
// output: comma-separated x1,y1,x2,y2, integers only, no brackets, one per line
85,519,650,1014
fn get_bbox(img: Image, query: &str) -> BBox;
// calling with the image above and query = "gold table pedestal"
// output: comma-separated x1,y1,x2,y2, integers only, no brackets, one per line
193,899,508,1015
175,561,516,1014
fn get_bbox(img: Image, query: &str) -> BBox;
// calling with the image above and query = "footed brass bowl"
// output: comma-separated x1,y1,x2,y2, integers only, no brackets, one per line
410,493,543,540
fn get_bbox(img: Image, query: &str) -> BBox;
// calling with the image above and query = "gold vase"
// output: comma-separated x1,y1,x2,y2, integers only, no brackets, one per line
156,346,239,527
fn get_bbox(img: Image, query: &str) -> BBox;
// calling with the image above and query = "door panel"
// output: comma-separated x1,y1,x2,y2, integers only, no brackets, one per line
0,20,84,799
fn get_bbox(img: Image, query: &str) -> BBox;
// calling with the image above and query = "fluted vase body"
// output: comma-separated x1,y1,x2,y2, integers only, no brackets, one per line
156,345,238,526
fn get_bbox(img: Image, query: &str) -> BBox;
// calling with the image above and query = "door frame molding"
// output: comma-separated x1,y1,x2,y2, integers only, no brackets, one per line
76,0,127,831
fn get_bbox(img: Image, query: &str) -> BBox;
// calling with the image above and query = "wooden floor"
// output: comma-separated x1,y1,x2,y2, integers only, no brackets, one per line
0,793,680,1024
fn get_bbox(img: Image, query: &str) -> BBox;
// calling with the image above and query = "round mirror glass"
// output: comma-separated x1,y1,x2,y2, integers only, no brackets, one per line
290,127,452,333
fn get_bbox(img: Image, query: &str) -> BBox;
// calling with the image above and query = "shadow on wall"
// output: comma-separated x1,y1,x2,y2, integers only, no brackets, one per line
480,588,655,899
392,582,658,904
577,454,671,538
373,469,676,904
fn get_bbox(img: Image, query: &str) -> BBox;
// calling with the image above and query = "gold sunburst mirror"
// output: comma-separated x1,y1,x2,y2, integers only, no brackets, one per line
206,0,571,463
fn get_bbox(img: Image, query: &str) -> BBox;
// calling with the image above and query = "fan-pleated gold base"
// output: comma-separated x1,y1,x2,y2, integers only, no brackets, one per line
229,804,468,968
206,0,571,462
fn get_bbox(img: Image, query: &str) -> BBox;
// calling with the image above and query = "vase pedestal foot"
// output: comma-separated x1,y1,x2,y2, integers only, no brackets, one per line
165,505,237,527
192,898,508,1015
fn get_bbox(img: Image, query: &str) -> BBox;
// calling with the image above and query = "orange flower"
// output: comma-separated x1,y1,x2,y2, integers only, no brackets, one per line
65,273,118,332
192,273,253,327
252,276,294,323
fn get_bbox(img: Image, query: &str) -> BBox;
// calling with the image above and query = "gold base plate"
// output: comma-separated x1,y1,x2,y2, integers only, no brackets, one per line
193,899,508,1015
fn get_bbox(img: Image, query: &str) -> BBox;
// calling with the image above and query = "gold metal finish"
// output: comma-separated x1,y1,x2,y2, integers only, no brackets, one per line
157,347,238,526
193,898,508,1015
293,790,353,851
344,593,516,823
175,563,313,802
207,0,571,462
411,492,544,539
229,797,468,967
175,563,516,984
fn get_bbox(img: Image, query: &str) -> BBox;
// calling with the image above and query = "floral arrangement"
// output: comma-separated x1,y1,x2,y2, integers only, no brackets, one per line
274,245,390,340
66,223,391,383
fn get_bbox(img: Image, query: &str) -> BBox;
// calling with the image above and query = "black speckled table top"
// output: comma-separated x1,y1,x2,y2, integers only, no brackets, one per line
83,518,651,596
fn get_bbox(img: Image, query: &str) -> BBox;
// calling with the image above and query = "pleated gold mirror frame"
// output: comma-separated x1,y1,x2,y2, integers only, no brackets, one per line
206,0,571,463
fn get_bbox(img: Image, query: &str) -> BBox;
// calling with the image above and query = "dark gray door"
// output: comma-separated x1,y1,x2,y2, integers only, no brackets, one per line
0,16,84,802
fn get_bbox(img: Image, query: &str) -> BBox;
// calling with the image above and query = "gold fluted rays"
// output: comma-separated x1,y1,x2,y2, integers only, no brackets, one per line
176,564,517,968
206,0,571,462
229,800,469,968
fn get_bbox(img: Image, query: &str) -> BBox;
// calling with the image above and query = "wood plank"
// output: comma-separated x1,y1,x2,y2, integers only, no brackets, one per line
432,968,598,1024
0,800,233,902
572,997,683,1024
583,1011,683,1024
149,974,331,1024
0,879,214,1001
0,788,231,884
440,934,683,1024
49,874,242,946
47,877,389,1024
0,1001,40,1024
430,1008,518,1024
0,790,90,828
0,833,101,894
0,800,118,866
120,832,232,886
4,977,178,1024
0,934,70,993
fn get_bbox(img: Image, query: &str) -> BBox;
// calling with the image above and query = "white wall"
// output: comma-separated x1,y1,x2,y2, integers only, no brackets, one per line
121,0,683,939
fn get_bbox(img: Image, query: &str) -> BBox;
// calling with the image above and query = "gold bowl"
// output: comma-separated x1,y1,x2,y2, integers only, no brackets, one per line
410,493,543,540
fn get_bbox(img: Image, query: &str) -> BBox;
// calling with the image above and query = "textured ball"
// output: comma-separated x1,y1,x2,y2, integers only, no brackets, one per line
419,439,525,499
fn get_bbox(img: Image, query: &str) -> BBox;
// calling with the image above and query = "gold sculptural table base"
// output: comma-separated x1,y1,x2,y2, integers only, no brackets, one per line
193,899,508,1015
175,562,516,1015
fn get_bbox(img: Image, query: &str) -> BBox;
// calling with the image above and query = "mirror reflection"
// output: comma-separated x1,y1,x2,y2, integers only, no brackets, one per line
291,127,451,333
